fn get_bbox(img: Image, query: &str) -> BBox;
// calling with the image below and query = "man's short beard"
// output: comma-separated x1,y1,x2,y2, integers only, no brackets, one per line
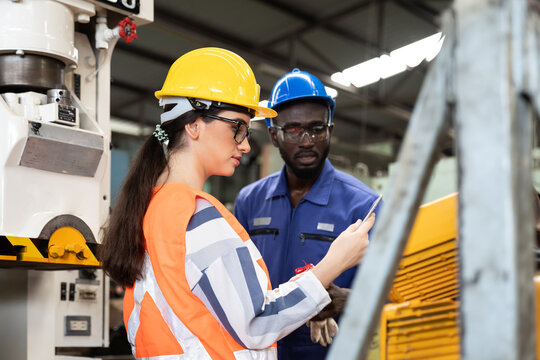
280,145,330,179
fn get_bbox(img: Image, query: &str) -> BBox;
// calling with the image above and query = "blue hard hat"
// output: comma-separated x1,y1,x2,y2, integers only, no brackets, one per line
265,68,335,127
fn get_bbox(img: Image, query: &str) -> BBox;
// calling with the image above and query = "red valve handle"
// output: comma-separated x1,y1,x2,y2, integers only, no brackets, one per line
118,17,137,44
295,262,314,274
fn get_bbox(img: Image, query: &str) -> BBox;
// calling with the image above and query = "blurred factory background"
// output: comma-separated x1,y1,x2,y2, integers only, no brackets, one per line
2,1,539,359
108,0,455,208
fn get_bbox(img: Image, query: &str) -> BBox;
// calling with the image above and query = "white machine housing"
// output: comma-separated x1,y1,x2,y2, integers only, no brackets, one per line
0,1,153,359
0,0,152,244
0,269,109,359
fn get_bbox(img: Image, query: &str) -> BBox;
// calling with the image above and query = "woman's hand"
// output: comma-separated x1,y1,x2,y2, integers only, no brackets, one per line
327,213,374,270
311,213,375,288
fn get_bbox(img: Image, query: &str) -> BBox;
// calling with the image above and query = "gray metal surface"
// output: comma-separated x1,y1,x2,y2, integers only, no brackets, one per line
0,269,28,360
0,54,65,92
327,11,455,360
455,0,536,358
47,88,72,105
20,121,104,177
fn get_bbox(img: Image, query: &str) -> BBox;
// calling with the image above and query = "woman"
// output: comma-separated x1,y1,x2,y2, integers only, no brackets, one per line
100,47,374,360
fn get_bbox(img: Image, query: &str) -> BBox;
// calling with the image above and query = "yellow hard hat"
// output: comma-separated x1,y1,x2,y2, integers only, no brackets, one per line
155,47,277,118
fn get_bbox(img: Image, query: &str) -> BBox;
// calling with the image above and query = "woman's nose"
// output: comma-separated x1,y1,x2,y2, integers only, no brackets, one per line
239,136,251,153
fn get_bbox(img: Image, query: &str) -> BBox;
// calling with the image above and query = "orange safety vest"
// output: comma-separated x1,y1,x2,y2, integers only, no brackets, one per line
123,183,277,359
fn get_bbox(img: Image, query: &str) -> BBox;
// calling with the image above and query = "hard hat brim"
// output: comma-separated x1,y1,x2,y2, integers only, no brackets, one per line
155,90,277,118
251,105,277,118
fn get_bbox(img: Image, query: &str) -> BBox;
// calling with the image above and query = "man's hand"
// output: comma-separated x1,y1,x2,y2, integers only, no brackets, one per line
311,283,350,321
307,318,339,347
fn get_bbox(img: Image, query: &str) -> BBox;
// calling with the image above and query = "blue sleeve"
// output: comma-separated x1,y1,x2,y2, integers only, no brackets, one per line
234,188,249,230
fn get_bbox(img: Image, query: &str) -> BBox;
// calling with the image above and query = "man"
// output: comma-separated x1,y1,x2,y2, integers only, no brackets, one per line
234,68,381,360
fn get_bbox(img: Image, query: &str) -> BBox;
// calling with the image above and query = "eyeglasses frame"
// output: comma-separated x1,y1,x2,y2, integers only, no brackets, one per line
271,122,333,143
205,114,251,144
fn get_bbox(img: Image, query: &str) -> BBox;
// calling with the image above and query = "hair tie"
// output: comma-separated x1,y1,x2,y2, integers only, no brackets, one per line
153,124,169,146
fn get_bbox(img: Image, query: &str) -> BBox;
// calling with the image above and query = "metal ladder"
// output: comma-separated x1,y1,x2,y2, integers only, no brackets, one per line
328,1,539,359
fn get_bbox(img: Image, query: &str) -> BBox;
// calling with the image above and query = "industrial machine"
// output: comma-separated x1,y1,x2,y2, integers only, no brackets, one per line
380,193,459,359
0,1,152,359
379,191,540,359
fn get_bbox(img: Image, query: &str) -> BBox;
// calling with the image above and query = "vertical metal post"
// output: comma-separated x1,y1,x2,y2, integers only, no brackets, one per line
454,0,536,359
327,12,454,360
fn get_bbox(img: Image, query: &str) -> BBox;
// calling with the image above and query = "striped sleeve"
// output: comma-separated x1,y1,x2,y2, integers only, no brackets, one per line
185,198,331,349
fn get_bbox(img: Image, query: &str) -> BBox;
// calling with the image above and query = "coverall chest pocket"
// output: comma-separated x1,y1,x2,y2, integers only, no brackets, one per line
299,232,337,244
248,228,279,254
299,233,338,262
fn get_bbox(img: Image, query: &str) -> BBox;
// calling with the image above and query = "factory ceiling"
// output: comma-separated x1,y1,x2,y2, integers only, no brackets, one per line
108,0,453,173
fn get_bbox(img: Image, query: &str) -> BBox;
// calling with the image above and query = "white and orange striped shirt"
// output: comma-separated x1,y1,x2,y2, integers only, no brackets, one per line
124,182,330,359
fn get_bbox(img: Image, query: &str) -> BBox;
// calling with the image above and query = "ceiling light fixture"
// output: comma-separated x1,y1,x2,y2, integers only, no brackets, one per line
332,32,445,89
324,86,338,99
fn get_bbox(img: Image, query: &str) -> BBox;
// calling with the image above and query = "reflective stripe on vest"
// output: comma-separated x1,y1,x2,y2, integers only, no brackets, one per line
127,252,212,359
127,253,278,359
233,348,277,360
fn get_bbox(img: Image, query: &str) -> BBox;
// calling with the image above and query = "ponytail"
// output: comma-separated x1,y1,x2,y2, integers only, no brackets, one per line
99,109,220,287
99,135,167,286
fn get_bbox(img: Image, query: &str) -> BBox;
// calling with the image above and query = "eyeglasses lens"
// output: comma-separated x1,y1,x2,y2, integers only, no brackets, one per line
281,125,328,143
234,124,250,143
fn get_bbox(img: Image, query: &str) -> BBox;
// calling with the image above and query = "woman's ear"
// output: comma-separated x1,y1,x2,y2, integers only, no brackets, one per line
185,118,202,140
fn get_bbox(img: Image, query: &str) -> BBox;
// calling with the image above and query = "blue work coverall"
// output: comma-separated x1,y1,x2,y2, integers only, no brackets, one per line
234,159,381,360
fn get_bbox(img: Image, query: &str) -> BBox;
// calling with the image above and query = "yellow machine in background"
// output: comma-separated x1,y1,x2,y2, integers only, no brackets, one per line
379,192,539,359
380,193,459,359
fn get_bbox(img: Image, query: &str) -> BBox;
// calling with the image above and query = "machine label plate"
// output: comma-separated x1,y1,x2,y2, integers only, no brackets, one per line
58,105,76,123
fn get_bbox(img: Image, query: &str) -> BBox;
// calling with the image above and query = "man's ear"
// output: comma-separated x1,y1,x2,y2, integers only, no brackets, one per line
268,127,279,147
185,118,201,140
328,123,334,136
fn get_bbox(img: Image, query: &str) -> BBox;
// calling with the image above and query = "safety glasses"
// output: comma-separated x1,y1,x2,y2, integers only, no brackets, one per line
205,114,251,144
272,123,331,143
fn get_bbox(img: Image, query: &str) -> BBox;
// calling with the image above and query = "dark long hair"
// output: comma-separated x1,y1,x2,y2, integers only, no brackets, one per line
99,108,219,287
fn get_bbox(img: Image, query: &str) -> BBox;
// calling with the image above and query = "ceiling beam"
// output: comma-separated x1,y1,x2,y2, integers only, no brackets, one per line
392,0,440,28
255,0,381,54
296,37,342,73
140,6,413,122
258,0,375,50
111,4,416,135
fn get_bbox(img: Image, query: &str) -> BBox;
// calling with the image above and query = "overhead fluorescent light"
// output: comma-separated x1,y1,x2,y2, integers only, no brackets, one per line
324,86,338,99
391,32,442,67
343,57,381,88
331,32,444,89
426,34,445,62
379,54,407,79
330,72,351,87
